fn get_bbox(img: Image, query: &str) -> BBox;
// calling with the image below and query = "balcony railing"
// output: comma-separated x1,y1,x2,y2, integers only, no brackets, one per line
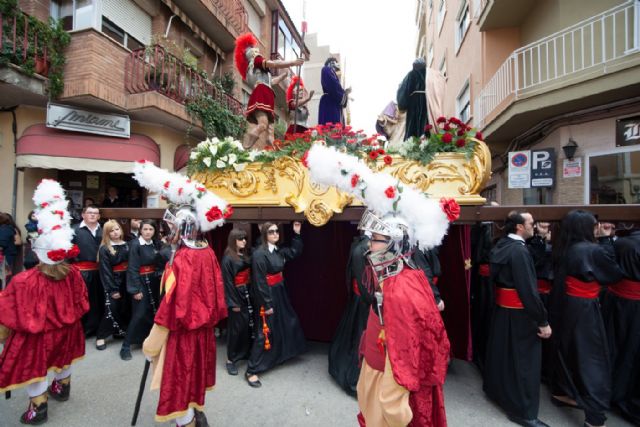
474,0,640,129
210,0,248,35
0,11,50,76
125,44,242,115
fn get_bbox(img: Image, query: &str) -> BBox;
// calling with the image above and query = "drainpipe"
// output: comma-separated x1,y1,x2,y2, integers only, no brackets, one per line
0,106,18,218
164,15,178,38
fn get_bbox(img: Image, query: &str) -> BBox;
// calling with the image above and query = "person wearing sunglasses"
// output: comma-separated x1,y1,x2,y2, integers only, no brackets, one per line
245,221,304,387
221,229,253,376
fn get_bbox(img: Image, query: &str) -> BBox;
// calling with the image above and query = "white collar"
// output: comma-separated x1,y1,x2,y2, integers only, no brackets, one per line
138,236,153,246
508,233,525,243
80,221,100,236
110,240,125,246
268,243,277,253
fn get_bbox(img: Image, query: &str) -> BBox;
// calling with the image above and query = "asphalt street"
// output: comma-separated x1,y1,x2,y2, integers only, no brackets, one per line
0,338,634,427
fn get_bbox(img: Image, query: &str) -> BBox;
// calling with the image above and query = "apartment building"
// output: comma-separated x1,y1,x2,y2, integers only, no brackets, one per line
0,0,307,227
417,0,640,206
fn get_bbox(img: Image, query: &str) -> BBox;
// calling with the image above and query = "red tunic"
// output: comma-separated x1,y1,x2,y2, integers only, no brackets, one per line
245,55,275,123
363,268,450,427
0,267,89,392
154,246,227,420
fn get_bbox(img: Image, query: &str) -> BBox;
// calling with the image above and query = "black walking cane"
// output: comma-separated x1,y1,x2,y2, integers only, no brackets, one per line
131,359,150,426
5,391,10,399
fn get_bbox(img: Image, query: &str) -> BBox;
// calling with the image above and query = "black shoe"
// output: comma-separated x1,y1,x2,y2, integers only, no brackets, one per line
507,415,550,427
48,379,70,402
194,409,210,427
245,372,262,388
20,401,48,425
120,347,132,361
226,361,238,376
96,340,107,351
550,396,582,409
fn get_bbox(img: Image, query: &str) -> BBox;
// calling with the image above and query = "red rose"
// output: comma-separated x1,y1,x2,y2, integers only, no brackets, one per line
369,150,380,160
136,159,147,164
223,205,234,218
377,149,386,155
457,130,465,136
178,187,183,195
196,186,206,192
385,186,396,199
475,132,483,141
383,155,393,165
163,181,170,190
205,206,223,222
443,124,451,131
440,197,461,222
66,245,80,258
52,225,62,231
442,133,453,143
347,138,357,144
53,210,64,218
437,116,447,123
425,124,433,131
456,139,466,148
351,174,360,188
449,117,461,125
40,202,49,208
46,249,67,262
301,150,310,168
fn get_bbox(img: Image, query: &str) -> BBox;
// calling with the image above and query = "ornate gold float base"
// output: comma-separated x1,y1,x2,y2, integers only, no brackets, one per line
191,139,491,226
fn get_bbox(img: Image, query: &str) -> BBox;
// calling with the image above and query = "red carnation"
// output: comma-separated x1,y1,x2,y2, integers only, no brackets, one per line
377,149,386,155
457,130,466,136
442,133,453,143
347,138,357,144
475,132,483,141
456,139,466,148
178,188,183,195
205,206,223,222
437,116,447,123
66,245,80,258
443,123,451,131
351,174,360,188
196,186,206,192
440,197,461,222
385,186,396,199
383,155,393,166
425,124,433,131
163,181,170,190
40,202,49,208
301,150,310,168
52,225,62,231
136,159,146,164
369,150,380,160
449,117,461,125
53,210,64,218
46,249,67,262
223,205,234,219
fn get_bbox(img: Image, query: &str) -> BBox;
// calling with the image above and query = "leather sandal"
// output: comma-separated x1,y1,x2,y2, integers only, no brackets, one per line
245,372,262,388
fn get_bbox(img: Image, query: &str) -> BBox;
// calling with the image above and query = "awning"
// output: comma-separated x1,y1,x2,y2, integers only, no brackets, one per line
174,144,191,171
17,124,160,173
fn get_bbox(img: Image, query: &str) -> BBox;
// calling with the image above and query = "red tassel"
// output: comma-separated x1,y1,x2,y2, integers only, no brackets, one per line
260,306,271,351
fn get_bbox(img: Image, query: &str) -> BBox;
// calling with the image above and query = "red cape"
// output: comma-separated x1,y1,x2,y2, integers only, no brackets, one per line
0,267,88,391
384,268,450,427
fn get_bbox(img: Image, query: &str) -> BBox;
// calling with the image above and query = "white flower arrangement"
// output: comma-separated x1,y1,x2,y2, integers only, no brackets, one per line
188,136,253,173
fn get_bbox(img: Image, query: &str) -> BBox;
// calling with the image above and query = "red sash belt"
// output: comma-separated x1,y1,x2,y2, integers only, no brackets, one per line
537,279,552,294
74,261,98,271
351,278,361,296
266,272,283,286
495,287,524,309
139,265,155,275
608,278,640,300
234,269,250,287
432,276,439,286
478,264,490,277
112,262,128,273
565,276,600,299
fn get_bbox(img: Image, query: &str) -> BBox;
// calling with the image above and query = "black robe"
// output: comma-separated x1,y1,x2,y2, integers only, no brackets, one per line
328,235,371,396
247,235,305,375
483,236,548,420
602,231,640,425
396,65,427,140
72,224,104,336
96,243,130,340
221,254,253,363
125,239,162,346
470,223,493,372
550,241,625,426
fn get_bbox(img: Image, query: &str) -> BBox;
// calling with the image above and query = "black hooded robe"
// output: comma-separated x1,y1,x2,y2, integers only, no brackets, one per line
221,254,253,364
397,64,427,141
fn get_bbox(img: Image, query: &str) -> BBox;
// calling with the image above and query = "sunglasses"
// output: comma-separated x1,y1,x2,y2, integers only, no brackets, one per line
370,239,390,244
267,229,279,235
236,237,247,241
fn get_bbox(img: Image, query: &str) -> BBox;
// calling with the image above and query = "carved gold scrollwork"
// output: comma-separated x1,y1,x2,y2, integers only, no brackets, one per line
305,199,335,226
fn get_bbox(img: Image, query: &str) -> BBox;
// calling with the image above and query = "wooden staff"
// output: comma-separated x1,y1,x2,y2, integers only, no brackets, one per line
293,21,308,133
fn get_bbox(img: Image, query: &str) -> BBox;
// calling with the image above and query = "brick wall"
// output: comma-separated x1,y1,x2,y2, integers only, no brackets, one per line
18,0,49,22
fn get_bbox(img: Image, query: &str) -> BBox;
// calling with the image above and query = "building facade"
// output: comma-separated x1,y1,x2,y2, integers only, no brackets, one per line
0,0,307,231
416,0,640,206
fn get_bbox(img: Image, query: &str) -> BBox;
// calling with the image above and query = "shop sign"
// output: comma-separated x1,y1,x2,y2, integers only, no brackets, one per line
531,148,555,187
563,158,582,178
617,115,640,147
508,150,531,189
46,103,130,138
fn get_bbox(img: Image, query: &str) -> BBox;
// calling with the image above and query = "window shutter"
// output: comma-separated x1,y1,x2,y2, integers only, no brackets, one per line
102,0,152,45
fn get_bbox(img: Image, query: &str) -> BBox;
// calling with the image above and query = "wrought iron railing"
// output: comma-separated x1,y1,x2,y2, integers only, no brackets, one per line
0,11,50,76
474,0,640,129
125,44,242,115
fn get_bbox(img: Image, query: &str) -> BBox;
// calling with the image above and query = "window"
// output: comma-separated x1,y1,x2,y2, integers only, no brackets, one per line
271,11,302,62
456,79,471,123
51,0,98,31
247,3,262,37
439,55,447,79
588,149,640,204
455,1,470,53
428,44,434,66
101,17,144,51
523,188,552,205
437,0,446,34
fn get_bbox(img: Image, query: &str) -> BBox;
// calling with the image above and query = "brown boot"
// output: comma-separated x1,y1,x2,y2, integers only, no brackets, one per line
48,376,70,402
20,393,48,425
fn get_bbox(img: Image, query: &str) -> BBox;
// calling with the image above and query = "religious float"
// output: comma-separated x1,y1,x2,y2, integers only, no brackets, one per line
188,119,492,227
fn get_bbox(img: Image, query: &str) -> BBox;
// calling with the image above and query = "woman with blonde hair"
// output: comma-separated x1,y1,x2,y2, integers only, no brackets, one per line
95,220,130,351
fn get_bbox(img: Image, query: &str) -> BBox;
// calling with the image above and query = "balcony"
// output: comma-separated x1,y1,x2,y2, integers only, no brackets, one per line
474,0,640,142
476,0,535,31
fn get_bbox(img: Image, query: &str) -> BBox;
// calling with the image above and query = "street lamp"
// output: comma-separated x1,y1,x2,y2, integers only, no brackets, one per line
562,138,578,160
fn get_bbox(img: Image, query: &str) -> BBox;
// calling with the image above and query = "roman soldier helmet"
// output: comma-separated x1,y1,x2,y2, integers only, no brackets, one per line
286,76,305,107
31,179,79,264
234,33,258,81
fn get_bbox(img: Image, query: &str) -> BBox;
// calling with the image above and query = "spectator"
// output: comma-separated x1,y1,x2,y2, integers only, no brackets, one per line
23,211,39,270
127,218,141,241
127,188,143,208
84,197,96,208
0,212,18,284
102,186,121,208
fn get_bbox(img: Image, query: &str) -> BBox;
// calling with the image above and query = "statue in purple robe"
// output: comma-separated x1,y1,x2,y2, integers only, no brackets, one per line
318,58,351,125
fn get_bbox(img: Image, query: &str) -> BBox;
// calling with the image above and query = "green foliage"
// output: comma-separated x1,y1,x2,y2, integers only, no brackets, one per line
274,119,287,140
185,88,246,140
213,72,236,95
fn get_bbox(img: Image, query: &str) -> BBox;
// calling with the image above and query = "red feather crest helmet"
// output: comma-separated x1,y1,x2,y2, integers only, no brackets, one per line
286,76,305,103
234,33,258,80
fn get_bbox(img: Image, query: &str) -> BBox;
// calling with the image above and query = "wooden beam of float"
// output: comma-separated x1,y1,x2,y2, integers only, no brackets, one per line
188,139,492,226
